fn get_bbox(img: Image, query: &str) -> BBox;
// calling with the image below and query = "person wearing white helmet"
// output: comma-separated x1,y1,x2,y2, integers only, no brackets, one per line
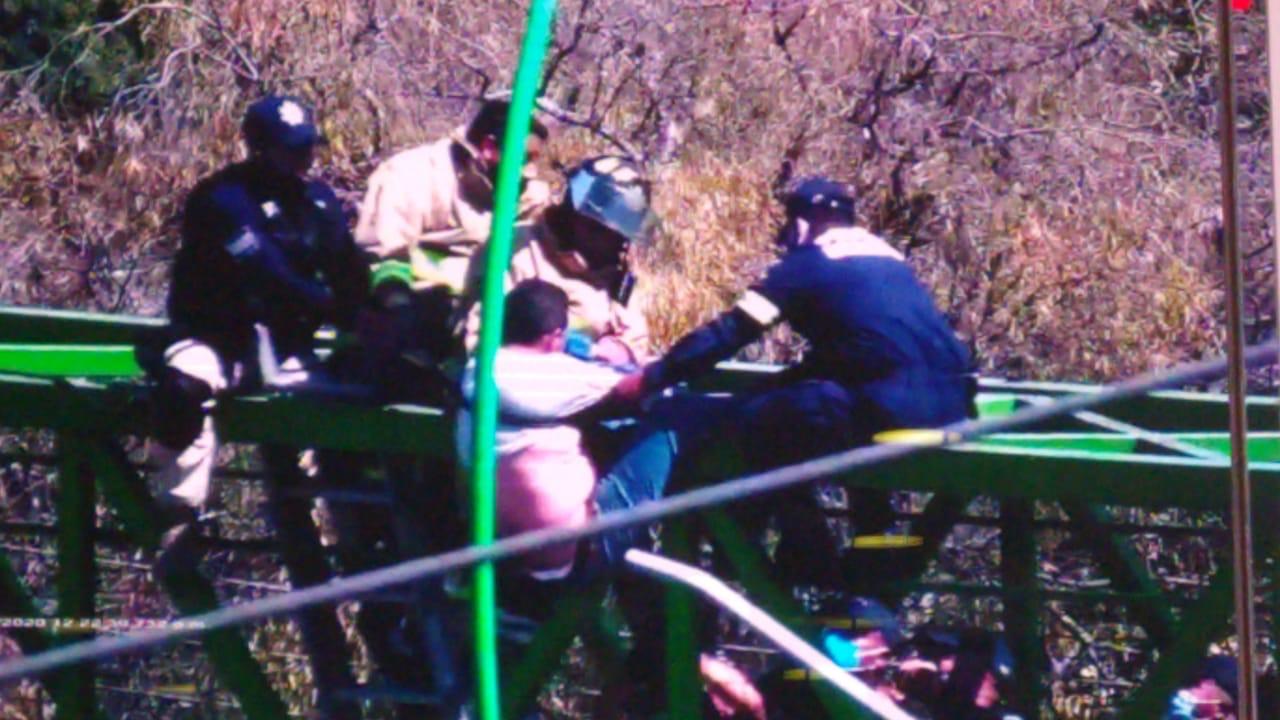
460,154,657,366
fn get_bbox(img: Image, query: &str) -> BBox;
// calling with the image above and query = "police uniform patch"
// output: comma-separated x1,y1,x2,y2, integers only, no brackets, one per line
279,100,306,127
736,290,781,326
592,156,622,174
226,228,260,257
611,166,639,183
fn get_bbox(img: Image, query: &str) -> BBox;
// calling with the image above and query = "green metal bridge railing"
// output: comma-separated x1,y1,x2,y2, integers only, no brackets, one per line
1,303,1278,718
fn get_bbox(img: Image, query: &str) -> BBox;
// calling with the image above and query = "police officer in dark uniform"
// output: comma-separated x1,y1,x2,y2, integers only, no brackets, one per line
144,95,367,719
616,177,975,587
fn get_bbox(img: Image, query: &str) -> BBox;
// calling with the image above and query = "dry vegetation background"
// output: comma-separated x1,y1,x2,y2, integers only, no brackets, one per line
0,0,1277,718
1,0,1274,380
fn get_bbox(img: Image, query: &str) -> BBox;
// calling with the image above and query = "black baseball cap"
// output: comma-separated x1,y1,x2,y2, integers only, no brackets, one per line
242,95,324,149
785,177,855,221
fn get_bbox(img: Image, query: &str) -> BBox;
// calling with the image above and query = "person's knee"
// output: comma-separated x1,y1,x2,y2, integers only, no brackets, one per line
741,382,859,467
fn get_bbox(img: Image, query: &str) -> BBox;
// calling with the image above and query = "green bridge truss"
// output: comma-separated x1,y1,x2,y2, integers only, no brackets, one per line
0,304,1276,719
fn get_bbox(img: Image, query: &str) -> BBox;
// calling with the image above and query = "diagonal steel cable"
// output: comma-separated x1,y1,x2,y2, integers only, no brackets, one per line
0,340,1275,684
627,549,918,720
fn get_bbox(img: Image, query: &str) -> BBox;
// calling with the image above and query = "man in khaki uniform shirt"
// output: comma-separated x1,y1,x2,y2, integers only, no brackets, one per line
462,155,656,365
355,100,551,294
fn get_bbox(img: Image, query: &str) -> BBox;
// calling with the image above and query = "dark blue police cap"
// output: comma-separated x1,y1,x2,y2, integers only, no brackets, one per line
242,95,323,149
785,177,855,220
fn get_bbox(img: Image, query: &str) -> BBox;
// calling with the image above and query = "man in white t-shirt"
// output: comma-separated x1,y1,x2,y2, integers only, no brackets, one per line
455,279,765,719
456,278,630,576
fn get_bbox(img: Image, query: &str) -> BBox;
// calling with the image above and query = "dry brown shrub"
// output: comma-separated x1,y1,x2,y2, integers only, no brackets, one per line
2,0,1270,384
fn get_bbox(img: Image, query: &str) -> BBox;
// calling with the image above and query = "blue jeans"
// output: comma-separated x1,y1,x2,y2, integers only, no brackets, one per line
588,392,736,571
593,428,677,569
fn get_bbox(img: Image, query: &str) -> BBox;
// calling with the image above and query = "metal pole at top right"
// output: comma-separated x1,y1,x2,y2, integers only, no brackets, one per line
1217,0,1258,717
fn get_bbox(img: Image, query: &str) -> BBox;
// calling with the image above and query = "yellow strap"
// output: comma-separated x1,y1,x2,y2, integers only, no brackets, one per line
871,428,959,446
409,244,467,294
849,534,924,550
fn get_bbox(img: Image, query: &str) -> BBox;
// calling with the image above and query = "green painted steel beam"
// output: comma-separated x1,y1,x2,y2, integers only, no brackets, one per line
0,306,163,345
1000,499,1044,716
1178,434,1280,461
217,396,451,456
974,431,1280,461
0,374,148,433
5,373,1276,507
695,364,1279,431
663,521,701,719
980,378,1279,431
53,433,97,720
0,307,341,358
0,374,452,456
500,583,609,718
975,393,1020,418
2,304,1275,432
2,305,1277,435
1116,568,1235,720
84,438,289,720
975,433,1139,454
701,368,1280,433
842,445,1280,509
703,510,797,621
0,345,142,378
1060,500,1175,645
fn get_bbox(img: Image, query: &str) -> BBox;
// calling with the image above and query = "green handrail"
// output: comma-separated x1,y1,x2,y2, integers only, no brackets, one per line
469,2,558,719
0,344,141,377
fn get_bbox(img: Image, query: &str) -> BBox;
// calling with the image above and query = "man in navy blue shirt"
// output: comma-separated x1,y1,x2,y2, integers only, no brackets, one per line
144,95,367,719
617,177,974,586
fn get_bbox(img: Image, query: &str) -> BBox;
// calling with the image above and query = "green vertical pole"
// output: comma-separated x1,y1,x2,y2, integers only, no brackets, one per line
703,510,795,619
54,432,96,720
1000,499,1044,716
469,2,557,718
663,521,701,718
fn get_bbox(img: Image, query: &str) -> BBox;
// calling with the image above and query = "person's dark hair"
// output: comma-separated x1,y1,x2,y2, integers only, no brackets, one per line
503,279,569,345
467,100,550,146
